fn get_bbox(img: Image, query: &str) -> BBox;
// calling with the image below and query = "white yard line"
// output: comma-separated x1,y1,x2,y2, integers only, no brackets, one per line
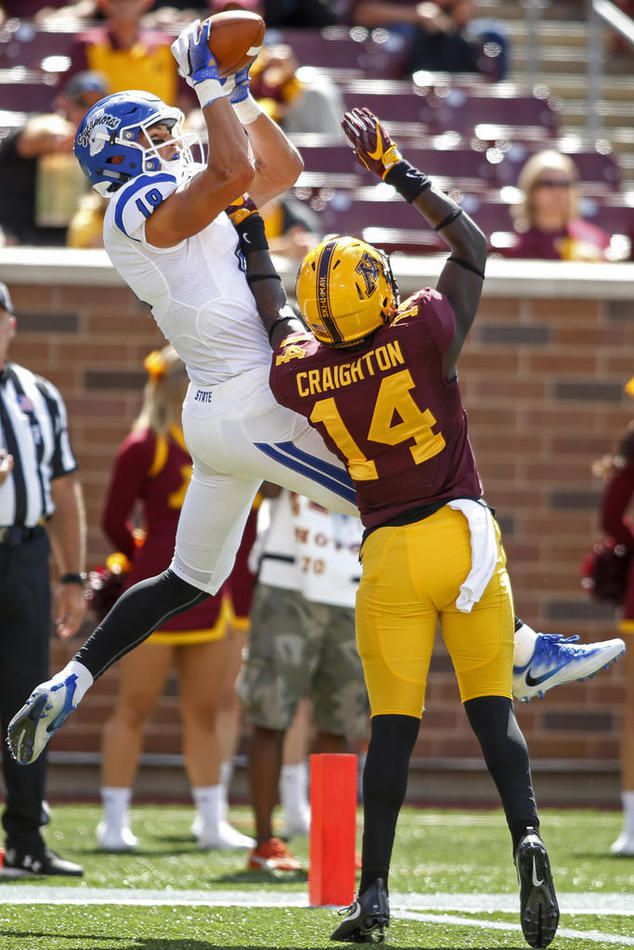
0,886,633,916
0,886,631,946
399,910,634,947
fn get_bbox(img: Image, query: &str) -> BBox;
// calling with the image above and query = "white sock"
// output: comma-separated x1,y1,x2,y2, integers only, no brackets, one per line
513,622,538,667
192,785,222,831
220,761,233,822
101,787,132,830
280,762,309,820
54,660,94,704
623,790,634,838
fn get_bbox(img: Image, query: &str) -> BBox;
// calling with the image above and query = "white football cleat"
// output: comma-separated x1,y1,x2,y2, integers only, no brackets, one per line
513,634,626,702
96,822,139,852
197,820,255,851
7,674,80,765
610,833,634,857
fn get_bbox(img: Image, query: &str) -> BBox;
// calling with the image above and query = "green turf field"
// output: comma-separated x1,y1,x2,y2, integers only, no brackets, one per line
1,805,632,949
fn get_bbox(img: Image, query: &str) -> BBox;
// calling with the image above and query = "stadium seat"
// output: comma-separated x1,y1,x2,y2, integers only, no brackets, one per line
296,134,499,193
0,27,75,72
271,27,411,80
0,78,57,113
314,193,444,252
492,142,622,191
416,88,560,138
582,199,634,236
343,88,432,125
456,195,515,236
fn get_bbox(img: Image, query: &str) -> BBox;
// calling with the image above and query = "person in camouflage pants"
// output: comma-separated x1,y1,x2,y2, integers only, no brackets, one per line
238,489,367,871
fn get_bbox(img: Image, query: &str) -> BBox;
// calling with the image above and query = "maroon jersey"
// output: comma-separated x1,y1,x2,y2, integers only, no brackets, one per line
270,288,482,529
102,426,225,632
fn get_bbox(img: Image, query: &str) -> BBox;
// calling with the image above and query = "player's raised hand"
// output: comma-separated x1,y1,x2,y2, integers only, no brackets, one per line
341,107,403,180
230,63,252,105
171,19,234,106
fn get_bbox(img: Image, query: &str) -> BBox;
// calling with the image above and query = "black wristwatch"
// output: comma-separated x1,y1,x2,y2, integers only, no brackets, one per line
59,572,87,587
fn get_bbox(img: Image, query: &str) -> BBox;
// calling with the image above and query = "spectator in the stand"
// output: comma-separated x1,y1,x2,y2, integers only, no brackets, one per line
211,0,346,137
97,345,254,852
0,72,107,246
596,413,634,857
503,150,612,262
67,0,180,106
349,0,508,80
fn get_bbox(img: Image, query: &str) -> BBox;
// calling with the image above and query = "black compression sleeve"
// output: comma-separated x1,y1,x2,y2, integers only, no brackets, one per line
447,255,486,280
74,569,208,679
360,714,420,895
464,696,539,853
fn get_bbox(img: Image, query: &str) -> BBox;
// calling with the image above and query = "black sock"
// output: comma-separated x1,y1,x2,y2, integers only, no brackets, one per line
74,569,208,679
464,696,539,854
359,714,420,896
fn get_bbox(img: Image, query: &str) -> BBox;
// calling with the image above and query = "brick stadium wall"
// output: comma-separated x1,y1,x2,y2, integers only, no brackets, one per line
2,253,633,802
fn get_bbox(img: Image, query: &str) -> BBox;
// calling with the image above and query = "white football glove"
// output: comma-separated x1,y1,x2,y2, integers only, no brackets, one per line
171,19,235,108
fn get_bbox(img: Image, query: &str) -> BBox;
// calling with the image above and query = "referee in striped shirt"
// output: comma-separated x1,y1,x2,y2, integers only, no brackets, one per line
0,282,86,877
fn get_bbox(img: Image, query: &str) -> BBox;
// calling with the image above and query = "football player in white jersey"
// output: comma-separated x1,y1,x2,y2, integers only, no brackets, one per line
7,24,624,767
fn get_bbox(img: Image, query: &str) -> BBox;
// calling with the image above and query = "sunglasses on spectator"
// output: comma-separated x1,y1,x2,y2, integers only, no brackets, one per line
534,178,574,189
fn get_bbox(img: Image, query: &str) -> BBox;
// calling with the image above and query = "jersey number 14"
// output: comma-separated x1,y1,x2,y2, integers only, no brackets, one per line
310,368,446,481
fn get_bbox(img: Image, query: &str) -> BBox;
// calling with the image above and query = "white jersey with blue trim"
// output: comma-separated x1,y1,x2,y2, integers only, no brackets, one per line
103,164,271,388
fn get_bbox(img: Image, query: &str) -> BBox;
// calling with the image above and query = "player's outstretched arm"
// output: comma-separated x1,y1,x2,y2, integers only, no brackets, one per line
226,196,303,346
147,20,256,248
229,67,304,207
341,107,487,378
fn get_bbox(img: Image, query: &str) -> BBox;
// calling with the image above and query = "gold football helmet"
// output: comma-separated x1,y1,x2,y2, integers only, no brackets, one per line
295,236,399,347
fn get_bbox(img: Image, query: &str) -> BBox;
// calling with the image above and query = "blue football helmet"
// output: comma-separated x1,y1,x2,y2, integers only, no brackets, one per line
74,90,199,197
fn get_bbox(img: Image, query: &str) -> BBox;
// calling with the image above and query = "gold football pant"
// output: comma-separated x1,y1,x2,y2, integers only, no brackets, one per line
356,505,514,717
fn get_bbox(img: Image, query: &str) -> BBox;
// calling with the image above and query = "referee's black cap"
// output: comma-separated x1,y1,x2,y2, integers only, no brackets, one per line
0,282,14,315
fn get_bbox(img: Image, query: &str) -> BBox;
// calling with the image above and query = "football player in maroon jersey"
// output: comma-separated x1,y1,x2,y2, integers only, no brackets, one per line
230,108,561,948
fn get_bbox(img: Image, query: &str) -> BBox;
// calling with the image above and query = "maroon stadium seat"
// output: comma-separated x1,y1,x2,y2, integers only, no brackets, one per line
343,89,432,125
492,143,622,191
422,89,560,138
0,79,57,113
0,27,75,71
314,194,444,253
298,141,497,191
582,200,634,236
272,27,411,80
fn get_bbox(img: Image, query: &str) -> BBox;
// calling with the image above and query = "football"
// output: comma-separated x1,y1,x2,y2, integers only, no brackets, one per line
205,10,266,77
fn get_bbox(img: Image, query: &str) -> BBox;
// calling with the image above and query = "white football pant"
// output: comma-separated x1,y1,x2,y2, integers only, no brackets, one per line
172,366,357,594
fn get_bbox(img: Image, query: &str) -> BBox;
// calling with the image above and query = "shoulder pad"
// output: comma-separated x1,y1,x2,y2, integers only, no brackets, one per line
112,172,178,241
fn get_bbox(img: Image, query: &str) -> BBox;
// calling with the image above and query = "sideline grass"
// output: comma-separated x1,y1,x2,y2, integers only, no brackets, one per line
0,805,632,949
0,904,631,949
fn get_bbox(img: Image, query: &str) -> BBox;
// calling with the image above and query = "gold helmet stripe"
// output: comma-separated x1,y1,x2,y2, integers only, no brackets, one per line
316,240,344,346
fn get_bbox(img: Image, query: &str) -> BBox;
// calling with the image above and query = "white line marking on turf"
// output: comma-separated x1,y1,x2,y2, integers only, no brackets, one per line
0,886,633,916
400,911,634,947
0,887,631,945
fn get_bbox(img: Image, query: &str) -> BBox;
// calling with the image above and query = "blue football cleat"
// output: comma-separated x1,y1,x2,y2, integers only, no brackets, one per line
513,633,626,702
7,674,78,765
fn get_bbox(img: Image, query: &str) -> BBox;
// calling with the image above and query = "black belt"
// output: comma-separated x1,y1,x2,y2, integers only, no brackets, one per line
0,525,45,545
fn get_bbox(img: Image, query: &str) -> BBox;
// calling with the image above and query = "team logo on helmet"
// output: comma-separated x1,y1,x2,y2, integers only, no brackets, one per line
76,110,120,155
354,252,380,299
